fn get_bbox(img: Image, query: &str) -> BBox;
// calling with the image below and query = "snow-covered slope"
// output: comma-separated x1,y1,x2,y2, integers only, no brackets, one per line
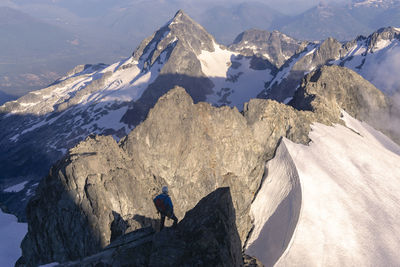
261,27,400,101
0,210,27,266
338,28,400,95
352,0,399,8
198,42,274,107
247,112,400,266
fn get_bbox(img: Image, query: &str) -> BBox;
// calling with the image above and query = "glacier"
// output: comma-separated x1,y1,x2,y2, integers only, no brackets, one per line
247,112,400,266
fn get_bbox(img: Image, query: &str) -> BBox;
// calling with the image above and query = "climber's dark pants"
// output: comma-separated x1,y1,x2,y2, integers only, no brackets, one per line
160,212,178,230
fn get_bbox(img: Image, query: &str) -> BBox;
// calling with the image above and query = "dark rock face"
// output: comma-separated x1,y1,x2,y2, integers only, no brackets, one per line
54,188,245,267
122,10,215,126
149,187,243,267
230,29,308,69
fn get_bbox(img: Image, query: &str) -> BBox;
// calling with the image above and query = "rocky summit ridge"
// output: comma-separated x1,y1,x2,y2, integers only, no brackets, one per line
18,62,391,266
229,29,308,69
19,188,257,267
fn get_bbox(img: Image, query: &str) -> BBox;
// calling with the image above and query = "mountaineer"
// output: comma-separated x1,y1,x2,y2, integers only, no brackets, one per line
153,186,178,230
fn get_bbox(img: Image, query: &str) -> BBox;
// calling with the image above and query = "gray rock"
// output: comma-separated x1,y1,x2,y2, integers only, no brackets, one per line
243,254,264,267
292,65,388,118
366,27,400,53
122,10,216,126
261,37,351,102
230,29,308,69
291,65,400,144
0,11,217,220
51,187,245,267
149,187,243,267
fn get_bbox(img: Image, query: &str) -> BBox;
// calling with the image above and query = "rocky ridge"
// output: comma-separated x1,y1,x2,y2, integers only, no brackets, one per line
291,65,389,121
21,188,253,267
259,26,400,102
19,63,390,266
229,29,308,69
352,0,399,8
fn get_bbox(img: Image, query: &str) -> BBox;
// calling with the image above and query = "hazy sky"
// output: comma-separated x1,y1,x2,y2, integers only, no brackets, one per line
1,0,351,15
252,0,349,14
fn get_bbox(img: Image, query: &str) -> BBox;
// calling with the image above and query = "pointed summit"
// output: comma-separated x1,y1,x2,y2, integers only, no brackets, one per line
171,9,187,22
123,10,217,125
132,10,215,64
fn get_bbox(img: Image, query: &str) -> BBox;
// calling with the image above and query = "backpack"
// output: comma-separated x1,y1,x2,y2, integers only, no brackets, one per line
153,194,172,215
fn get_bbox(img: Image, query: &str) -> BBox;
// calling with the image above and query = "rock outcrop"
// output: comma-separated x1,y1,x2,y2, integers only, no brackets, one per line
292,65,388,118
291,65,398,143
261,37,351,101
52,187,245,267
229,29,307,69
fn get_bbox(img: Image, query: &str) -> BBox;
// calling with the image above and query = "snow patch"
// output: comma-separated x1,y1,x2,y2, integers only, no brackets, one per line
39,263,60,267
94,106,129,132
198,42,274,108
283,97,293,104
9,134,20,142
374,39,392,51
262,53,272,61
0,210,27,266
304,48,316,57
3,181,28,193
267,45,317,89
198,42,234,78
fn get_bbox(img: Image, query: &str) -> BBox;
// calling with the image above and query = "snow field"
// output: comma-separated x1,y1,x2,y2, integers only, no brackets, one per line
246,141,301,267
3,181,28,193
198,42,273,109
248,112,400,266
0,210,27,266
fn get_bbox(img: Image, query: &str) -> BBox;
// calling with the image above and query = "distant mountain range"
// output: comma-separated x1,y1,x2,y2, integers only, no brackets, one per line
1,0,400,106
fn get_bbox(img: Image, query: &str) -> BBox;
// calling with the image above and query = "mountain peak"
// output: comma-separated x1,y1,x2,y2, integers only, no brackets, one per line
172,9,186,20
167,9,198,29
132,9,215,65
352,0,400,8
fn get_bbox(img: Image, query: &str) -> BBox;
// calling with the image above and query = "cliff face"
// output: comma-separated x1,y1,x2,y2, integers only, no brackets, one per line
53,188,245,267
20,86,313,266
229,29,307,69
292,65,388,119
20,65,392,266
291,65,396,142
